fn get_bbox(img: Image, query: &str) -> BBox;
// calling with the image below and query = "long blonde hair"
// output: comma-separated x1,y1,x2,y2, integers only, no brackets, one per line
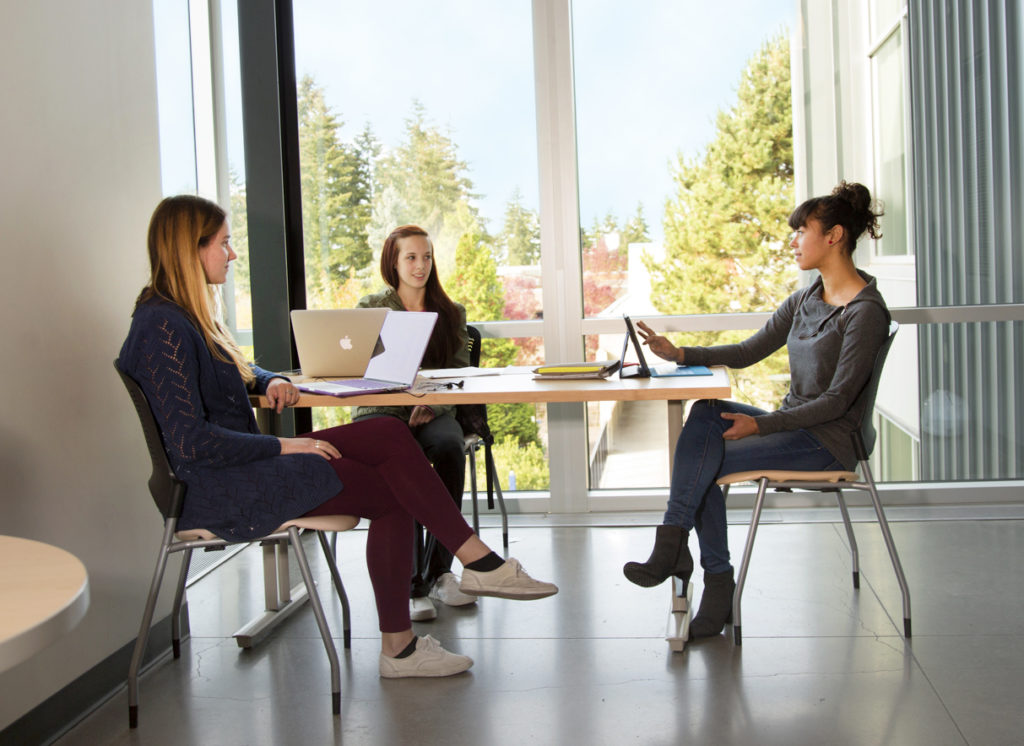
137,195,254,384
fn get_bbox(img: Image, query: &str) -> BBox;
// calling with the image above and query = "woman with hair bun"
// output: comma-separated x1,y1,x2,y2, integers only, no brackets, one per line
622,181,889,639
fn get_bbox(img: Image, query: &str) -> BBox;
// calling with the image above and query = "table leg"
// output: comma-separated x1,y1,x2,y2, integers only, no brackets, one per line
667,400,684,474
234,539,310,648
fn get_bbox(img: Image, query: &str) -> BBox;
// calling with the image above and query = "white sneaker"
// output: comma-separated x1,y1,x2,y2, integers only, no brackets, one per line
379,635,473,678
459,558,559,600
429,572,477,607
409,596,437,621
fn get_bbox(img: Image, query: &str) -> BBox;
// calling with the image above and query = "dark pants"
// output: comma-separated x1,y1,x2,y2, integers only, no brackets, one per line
664,400,842,574
301,417,474,632
355,413,467,597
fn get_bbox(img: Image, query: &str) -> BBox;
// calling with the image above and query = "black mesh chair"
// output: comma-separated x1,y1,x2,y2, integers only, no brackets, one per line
115,361,357,727
715,322,911,644
460,325,509,548
712,323,913,642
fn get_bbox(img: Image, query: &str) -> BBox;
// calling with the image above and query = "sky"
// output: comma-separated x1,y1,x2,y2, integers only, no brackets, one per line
157,0,796,244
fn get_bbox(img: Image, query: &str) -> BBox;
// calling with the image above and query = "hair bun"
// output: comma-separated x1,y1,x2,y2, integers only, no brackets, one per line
832,180,872,212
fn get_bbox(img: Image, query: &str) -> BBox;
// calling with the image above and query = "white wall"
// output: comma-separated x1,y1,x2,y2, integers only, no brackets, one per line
0,0,170,730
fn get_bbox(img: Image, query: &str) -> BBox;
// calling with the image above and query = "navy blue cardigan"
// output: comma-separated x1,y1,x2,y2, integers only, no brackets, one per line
119,298,341,540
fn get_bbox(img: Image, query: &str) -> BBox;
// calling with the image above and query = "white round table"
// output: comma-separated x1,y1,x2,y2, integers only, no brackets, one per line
0,535,90,673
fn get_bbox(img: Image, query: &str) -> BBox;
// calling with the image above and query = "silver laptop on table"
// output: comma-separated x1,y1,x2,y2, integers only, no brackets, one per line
290,308,389,378
295,311,438,397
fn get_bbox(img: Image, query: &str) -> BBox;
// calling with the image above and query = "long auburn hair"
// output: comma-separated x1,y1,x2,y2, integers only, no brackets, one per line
380,225,461,367
136,195,254,384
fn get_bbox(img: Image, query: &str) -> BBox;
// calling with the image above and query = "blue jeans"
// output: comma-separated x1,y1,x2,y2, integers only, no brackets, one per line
664,400,843,574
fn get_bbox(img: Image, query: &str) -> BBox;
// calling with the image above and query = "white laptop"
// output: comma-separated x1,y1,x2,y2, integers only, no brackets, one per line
296,311,438,397
291,308,389,378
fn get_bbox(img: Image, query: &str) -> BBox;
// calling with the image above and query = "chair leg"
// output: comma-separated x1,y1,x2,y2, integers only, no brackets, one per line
288,527,341,715
733,479,770,645
170,548,193,658
860,461,913,637
485,445,509,549
468,447,480,535
834,489,860,589
128,519,176,728
316,530,352,649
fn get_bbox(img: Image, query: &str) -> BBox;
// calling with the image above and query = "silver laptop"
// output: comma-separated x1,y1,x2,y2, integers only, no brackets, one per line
296,311,438,397
290,308,389,378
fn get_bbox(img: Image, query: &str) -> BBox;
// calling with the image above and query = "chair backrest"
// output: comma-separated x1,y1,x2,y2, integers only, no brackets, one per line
850,321,899,461
467,325,482,367
114,360,187,519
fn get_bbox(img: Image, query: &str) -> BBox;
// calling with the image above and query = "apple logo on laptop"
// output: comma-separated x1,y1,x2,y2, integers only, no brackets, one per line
339,336,353,351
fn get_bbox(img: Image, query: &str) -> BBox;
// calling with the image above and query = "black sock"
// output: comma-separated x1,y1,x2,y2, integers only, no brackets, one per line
465,552,504,572
394,636,418,659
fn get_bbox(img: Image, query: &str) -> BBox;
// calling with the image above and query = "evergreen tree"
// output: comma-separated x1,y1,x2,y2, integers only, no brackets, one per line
621,202,651,254
648,32,795,407
296,76,376,307
447,233,541,448
496,188,540,266
370,101,481,275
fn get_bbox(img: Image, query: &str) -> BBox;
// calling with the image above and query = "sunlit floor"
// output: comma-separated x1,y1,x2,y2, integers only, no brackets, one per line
56,509,1024,745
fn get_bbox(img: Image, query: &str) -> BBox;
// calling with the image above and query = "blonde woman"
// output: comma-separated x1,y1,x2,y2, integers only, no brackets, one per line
119,196,557,678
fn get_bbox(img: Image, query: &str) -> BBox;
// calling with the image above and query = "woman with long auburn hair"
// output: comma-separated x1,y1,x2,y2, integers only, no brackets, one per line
120,197,557,679
354,225,473,622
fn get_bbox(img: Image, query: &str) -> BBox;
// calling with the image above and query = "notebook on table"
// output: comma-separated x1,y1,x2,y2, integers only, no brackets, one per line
619,315,712,379
295,310,438,397
291,308,389,378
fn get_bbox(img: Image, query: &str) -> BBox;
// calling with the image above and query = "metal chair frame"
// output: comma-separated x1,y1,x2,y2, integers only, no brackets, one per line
115,361,355,727
463,325,509,548
717,322,912,645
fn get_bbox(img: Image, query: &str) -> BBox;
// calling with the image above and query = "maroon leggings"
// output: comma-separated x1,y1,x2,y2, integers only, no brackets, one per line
301,417,475,632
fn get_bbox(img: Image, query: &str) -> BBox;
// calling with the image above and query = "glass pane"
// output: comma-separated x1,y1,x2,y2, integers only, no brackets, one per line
574,1,797,485
290,0,543,491
870,0,904,41
290,0,539,315
574,0,798,326
873,29,908,257
152,0,197,195
218,0,253,338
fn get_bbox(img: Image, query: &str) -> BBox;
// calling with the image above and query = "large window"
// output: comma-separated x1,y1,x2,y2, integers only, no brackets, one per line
209,0,1023,509
288,0,549,481
573,1,797,489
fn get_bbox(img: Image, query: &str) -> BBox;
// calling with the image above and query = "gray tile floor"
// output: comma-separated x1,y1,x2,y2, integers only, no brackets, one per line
56,512,1024,745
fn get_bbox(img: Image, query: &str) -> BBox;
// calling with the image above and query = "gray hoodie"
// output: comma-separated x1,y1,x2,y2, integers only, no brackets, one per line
681,271,890,469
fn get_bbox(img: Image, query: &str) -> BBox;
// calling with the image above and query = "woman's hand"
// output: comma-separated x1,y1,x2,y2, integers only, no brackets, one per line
408,405,436,427
720,412,759,440
278,437,341,460
635,320,683,363
266,378,301,413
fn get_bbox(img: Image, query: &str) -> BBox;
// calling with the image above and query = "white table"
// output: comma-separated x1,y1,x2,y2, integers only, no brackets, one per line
0,536,90,672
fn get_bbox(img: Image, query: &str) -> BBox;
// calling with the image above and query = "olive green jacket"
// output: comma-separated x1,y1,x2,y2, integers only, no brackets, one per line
351,288,470,423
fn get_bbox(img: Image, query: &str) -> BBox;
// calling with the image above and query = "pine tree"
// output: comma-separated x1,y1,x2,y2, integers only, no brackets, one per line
648,32,795,408
296,76,378,307
496,188,540,266
370,102,481,275
447,233,541,448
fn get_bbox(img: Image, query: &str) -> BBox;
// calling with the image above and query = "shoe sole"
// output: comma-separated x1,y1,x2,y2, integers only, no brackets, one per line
623,564,691,588
380,664,472,679
431,596,478,607
459,587,558,600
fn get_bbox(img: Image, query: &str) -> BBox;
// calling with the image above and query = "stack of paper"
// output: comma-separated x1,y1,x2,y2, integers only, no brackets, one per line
532,360,621,380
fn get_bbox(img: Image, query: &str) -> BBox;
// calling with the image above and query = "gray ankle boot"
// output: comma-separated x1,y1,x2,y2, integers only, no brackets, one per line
623,525,693,588
689,570,735,638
